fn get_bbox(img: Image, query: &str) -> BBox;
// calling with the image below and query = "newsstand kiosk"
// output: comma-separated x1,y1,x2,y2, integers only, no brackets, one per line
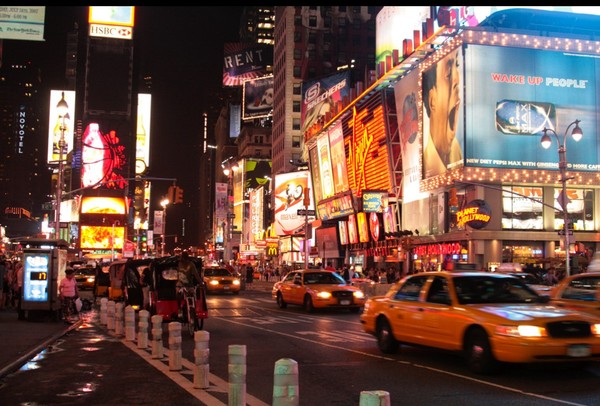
21,239,69,320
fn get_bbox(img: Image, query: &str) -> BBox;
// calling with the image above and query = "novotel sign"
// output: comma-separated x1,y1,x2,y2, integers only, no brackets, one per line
456,199,491,229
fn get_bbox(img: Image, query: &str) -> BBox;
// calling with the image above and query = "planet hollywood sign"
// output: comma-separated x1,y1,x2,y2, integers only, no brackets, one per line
456,199,491,229
414,242,462,256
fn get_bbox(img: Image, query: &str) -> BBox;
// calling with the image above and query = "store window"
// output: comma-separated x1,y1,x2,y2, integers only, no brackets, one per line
554,188,594,231
502,186,543,230
502,243,544,266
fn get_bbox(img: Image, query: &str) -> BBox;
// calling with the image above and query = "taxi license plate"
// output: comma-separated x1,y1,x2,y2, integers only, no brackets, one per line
340,300,350,305
224,286,229,290
567,344,591,357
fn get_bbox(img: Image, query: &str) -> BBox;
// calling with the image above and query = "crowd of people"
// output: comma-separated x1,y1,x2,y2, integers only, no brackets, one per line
0,257,24,318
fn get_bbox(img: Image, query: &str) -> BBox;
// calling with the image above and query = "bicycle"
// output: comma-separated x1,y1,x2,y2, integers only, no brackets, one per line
177,284,208,336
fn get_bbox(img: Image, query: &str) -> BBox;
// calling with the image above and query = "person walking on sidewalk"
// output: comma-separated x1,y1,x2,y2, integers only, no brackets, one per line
59,267,79,323
14,261,25,320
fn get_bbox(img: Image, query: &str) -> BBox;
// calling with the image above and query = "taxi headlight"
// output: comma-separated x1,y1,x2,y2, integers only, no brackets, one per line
86,277,95,283
353,290,365,299
316,291,332,299
209,280,219,286
496,325,547,337
233,279,240,286
592,323,600,336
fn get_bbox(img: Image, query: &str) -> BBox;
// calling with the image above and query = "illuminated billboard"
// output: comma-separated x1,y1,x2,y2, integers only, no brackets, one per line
223,43,273,87
89,6,135,26
48,90,76,164
80,225,124,250
136,93,151,174
242,76,273,120
302,70,350,140
273,171,314,236
463,43,600,172
0,6,45,41
80,196,126,214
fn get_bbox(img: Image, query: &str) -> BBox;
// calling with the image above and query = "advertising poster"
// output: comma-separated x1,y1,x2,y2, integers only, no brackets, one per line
357,212,370,243
308,146,323,205
328,122,349,195
48,90,76,164
393,69,427,203
273,171,313,236
317,133,334,200
347,214,359,244
223,42,273,87
422,45,465,179
301,70,350,137
242,76,274,120
464,44,600,171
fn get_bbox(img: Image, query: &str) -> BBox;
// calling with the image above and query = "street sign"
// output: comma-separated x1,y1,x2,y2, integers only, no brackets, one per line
297,209,315,216
558,230,573,236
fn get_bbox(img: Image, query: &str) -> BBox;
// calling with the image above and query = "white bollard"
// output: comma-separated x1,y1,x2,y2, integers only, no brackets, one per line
124,306,136,341
107,300,116,331
151,315,163,359
100,298,108,325
193,330,210,389
115,302,125,337
228,344,247,406
168,322,182,371
272,358,299,406
359,390,391,406
137,310,150,349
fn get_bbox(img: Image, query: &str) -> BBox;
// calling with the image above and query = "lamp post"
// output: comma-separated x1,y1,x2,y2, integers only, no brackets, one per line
54,92,69,240
540,119,583,277
222,158,239,263
160,197,169,256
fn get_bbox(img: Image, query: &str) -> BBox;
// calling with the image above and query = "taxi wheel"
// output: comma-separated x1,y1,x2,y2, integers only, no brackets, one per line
303,295,315,313
376,318,399,354
276,292,287,308
465,328,498,374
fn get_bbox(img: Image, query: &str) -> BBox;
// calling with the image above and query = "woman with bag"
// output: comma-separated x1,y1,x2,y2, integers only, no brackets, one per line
59,267,80,323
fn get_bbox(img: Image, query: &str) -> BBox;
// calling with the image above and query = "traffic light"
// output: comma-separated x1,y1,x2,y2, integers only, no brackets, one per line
175,186,184,204
167,185,176,202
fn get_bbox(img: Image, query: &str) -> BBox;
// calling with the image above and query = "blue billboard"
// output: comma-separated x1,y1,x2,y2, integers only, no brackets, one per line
464,44,600,172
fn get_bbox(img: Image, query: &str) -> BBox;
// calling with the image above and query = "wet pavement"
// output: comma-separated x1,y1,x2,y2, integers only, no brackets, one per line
0,281,274,405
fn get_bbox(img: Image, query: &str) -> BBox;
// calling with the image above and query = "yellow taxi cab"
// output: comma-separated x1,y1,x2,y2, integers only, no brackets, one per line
549,272,600,318
272,269,365,313
360,271,600,374
203,266,241,295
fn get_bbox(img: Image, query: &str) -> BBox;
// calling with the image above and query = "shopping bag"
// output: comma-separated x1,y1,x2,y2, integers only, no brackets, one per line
75,297,83,312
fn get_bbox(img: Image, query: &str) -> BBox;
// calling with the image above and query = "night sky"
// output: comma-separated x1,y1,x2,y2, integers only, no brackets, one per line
2,6,245,247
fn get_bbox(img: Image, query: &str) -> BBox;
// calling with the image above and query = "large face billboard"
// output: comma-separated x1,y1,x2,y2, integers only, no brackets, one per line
464,44,600,171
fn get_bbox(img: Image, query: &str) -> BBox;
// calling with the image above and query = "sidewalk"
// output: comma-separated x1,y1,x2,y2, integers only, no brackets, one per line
0,307,81,379
0,281,274,379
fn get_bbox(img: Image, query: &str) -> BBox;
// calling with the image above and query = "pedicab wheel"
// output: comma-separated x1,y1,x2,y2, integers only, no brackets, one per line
186,306,197,337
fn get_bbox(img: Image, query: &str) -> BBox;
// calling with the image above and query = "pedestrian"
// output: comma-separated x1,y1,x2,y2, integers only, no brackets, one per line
544,267,559,286
14,261,24,320
0,258,6,310
59,267,79,323
140,266,152,310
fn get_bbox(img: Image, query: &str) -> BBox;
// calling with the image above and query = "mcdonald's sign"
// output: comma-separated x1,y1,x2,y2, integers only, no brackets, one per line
266,244,279,257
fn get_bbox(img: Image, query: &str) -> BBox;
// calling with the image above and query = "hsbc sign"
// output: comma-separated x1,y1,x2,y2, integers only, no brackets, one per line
89,23,132,40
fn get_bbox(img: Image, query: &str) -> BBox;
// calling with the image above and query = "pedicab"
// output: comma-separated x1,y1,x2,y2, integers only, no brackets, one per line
148,255,207,336
121,258,153,311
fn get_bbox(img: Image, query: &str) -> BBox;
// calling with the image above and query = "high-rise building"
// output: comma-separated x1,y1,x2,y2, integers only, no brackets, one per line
272,6,381,177
0,61,50,239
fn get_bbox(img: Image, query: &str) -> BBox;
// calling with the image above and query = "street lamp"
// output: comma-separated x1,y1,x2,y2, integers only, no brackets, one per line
54,92,69,240
540,119,583,277
222,158,239,262
160,197,170,256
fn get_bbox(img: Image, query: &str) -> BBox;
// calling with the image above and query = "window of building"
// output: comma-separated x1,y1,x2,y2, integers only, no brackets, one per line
502,186,544,230
554,188,594,231
294,48,302,61
293,101,301,113
293,65,301,78
294,30,301,43
309,15,317,27
308,32,316,44
307,49,316,60
293,83,301,95
292,136,301,148
292,119,301,131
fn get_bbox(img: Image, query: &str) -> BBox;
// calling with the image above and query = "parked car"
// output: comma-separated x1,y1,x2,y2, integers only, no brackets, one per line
203,266,241,295
73,266,96,290
272,269,365,313
549,272,600,318
360,271,600,374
